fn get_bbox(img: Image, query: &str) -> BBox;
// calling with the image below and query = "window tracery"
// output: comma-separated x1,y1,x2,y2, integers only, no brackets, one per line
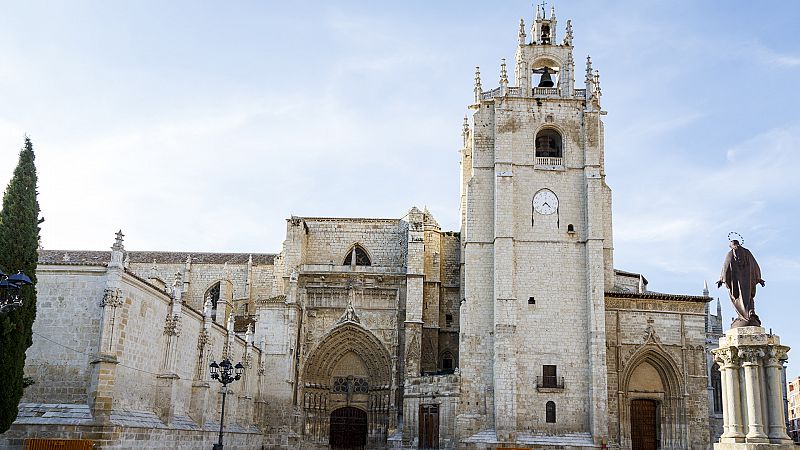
343,245,371,266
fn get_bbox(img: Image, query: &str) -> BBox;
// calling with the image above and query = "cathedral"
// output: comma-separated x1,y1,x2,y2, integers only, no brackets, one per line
2,6,725,450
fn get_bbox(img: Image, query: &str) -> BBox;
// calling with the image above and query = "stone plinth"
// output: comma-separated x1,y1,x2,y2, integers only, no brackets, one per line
712,326,792,450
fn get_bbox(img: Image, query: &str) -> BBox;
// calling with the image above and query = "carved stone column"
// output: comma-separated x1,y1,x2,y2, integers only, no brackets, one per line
714,353,730,438
764,347,792,443
718,347,745,441
740,347,768,442
712,326,793,450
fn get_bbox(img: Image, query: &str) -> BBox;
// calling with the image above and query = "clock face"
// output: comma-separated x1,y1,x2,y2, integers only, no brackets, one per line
533,189,559,215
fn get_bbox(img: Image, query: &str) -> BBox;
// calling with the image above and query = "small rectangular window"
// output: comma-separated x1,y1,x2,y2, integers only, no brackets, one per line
528,297,535,305
445,314,453,327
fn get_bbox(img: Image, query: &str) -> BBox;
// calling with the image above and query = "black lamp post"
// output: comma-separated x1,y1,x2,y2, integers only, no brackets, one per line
0,270,32,314
209,358,244,450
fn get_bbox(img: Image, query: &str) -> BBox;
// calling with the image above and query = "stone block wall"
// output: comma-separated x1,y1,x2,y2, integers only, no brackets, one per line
2,258,266,449
22,265,107,404
605,294,710,449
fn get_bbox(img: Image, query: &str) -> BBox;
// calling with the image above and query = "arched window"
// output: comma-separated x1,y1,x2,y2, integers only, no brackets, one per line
546,401,556,423
440,351,454,372
711,363,723,413
205,282,221,322
343,245,371,266
541,24,551,44
535,129,562,158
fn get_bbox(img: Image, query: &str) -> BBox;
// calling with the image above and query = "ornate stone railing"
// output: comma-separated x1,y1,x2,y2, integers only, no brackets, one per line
480,87,501,100
533,87,559,96
479,87,586,100
535,156,563,167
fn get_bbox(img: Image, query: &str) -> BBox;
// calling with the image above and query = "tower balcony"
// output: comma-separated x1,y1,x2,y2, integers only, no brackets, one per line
534,156,563,169
479,86,588,101
533,87,559,96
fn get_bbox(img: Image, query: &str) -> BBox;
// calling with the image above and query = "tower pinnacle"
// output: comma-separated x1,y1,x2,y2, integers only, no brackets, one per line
474,66,482,103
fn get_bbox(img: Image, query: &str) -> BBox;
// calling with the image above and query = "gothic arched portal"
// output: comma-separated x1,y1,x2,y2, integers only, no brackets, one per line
301,322,392,447
618,349,685,449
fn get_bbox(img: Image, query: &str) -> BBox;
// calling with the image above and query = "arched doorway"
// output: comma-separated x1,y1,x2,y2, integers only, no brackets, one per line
630,399,658,450
620,350,684,448
301,322,393,446
330,407,368,450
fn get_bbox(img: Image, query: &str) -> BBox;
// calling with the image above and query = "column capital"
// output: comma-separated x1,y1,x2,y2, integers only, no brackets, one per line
738,346,765,366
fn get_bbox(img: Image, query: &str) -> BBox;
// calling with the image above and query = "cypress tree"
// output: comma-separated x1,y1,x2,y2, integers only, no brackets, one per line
0,137,41,433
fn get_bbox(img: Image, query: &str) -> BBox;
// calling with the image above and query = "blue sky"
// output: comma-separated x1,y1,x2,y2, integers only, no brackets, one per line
0,1,798,373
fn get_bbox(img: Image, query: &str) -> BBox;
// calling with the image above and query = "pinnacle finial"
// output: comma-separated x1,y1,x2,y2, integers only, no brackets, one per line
550,4,556,20
227,311,234,332
112,230,125,251
173,271,182,288
203,297,213,318
585,55,593,84
563,19,573,46
462,116,469,135
500,59,508,85
474,66,482,102
536,4,542,20
703,280,710,297
519,18,526,45
594,69,601,97
245,322,253,342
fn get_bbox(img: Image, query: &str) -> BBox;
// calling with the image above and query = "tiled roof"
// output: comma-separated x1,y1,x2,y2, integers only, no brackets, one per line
39,250,276,266
605,289,709,302
614,268,649,285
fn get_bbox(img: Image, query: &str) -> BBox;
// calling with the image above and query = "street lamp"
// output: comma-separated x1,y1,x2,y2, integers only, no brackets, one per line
0,270,32,314
209,358,244,450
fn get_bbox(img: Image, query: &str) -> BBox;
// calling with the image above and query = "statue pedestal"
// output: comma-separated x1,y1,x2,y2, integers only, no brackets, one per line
712,327,793,450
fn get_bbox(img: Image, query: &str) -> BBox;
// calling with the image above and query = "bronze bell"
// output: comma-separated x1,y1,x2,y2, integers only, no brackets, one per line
538,67,554,88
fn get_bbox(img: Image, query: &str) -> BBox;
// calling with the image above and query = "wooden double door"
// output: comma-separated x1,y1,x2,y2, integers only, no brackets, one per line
630,399,659,450
329,407,368,450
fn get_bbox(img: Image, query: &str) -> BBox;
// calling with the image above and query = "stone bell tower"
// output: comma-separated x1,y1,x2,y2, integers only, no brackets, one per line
457,5,614,446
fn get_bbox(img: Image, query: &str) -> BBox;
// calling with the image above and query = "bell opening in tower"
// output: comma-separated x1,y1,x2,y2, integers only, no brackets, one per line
535,129,562,158
532,61,559,89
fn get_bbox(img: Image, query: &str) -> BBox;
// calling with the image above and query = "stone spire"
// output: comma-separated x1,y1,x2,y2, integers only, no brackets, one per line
563,19,573,46
226,311,234,332
112,230,124,251
585,55,593,86
499,59,508,95
473,66,482,103
550,4,556,21
203,296,213,319
462,116,469,147
518,18,526,45
593,69,602,99
703,280,710,297
245,322,254,346
109,230,125,269
171,271,183,301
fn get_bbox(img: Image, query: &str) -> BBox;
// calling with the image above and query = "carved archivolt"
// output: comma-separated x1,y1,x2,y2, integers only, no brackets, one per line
620,347,683,396
302,322,392,388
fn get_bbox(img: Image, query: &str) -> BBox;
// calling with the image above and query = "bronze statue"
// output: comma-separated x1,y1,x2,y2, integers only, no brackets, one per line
717,239,765,328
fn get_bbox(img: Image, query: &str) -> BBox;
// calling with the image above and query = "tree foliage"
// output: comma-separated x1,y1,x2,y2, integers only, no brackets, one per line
0,137,41,433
